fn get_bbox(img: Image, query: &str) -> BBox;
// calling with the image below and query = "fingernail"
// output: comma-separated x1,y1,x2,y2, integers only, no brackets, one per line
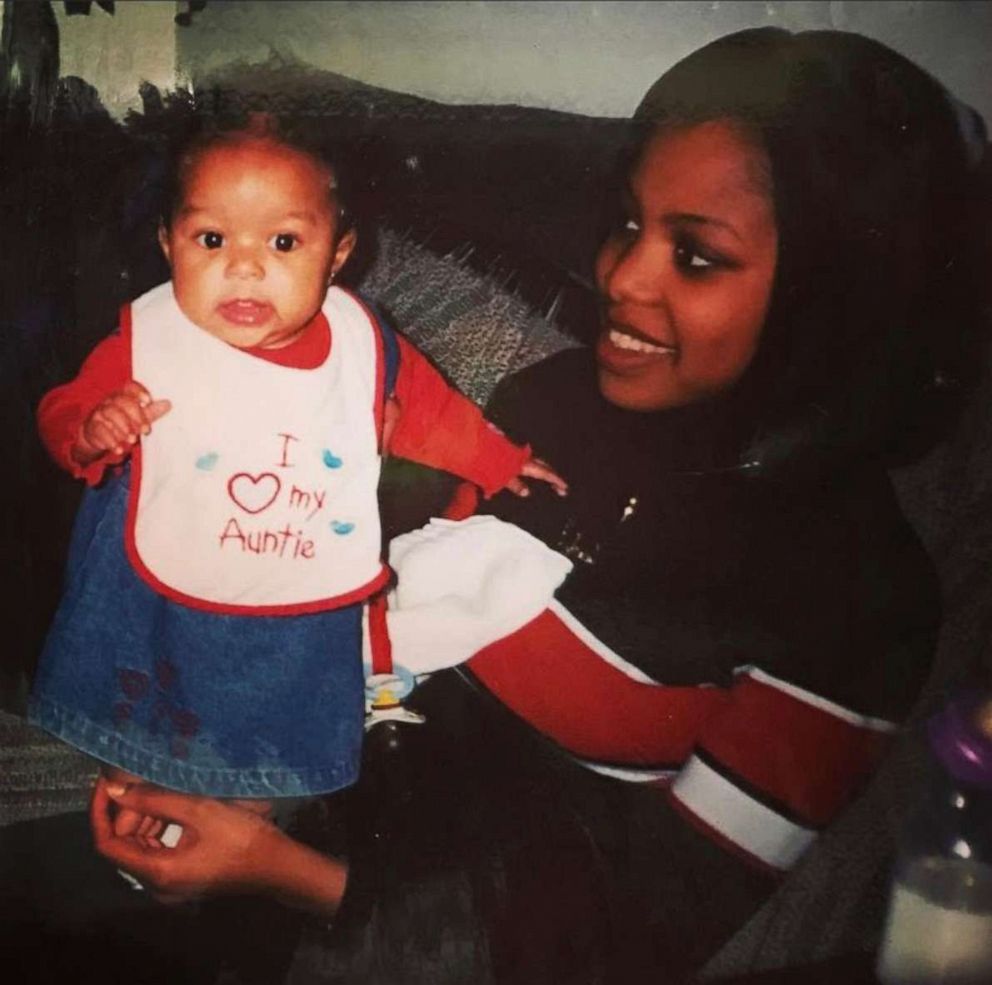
106,782,126,798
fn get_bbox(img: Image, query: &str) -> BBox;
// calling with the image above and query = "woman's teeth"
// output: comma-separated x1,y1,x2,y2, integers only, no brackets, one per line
608,328,672,354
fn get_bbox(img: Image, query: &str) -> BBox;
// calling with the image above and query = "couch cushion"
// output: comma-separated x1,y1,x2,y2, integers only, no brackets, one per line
0,711,95,827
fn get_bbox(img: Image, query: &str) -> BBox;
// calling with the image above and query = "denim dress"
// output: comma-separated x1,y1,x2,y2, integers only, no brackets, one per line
28,465,368,798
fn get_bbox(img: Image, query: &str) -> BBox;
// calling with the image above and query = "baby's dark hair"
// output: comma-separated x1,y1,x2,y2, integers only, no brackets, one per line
629,28,988,473
122,87,376,284
159,104,357,233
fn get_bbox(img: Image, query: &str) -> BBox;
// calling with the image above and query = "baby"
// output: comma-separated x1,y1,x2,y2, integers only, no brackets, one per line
30,113,565,836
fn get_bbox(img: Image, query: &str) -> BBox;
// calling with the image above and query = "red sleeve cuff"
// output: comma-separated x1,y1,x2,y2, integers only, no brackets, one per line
36,329,130,485
474,432,531,499
37,397,124,486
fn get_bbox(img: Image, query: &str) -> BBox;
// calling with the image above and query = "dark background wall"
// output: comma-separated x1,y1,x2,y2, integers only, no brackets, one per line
50,2,992,127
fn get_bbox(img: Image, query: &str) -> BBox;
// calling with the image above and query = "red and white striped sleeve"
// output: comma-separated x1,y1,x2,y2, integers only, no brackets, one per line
468,600,897,875
668,664,894,872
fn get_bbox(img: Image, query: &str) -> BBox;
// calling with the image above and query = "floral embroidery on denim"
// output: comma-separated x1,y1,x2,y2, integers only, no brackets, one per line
115,660,200,759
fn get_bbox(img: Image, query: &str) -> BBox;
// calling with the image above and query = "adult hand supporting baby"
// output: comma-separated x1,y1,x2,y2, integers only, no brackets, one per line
90,777,347,915
72,380,171,466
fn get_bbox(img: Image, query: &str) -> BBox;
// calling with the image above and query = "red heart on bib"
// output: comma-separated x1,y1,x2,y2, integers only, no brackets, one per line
227,472,281,514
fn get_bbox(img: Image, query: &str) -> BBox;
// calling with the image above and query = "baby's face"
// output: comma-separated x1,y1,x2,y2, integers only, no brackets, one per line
159,137,355,350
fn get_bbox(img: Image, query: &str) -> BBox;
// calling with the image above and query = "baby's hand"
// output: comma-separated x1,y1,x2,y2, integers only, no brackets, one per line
73,381,171,466
505,456,568,499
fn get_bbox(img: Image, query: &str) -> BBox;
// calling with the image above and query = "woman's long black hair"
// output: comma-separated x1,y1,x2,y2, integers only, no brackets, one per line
628,28,988,477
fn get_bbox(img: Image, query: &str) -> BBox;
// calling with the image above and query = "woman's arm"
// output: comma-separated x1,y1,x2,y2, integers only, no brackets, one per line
90,778,347,916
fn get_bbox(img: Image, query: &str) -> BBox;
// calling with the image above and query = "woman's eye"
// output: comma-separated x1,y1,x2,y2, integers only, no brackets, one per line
674,239,721,274
270,233,298,252
196,231,224,249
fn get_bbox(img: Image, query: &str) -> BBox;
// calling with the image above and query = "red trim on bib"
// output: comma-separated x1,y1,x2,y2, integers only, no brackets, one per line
120,300,134,378
124,508,391,615
123,294,392,617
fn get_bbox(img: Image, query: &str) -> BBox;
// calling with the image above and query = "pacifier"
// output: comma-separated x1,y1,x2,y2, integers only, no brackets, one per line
364,667,425,731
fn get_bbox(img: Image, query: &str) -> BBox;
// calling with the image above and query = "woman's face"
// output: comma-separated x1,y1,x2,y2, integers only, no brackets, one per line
594,120,778,412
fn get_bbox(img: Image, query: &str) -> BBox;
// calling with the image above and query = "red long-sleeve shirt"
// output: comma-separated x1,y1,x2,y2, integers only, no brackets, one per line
38,309,529,496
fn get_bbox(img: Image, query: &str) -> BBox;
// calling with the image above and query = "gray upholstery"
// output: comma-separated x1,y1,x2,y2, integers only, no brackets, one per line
0,710,95,827
360,226,580,406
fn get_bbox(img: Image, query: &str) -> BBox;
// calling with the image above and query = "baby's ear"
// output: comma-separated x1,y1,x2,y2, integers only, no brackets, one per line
330,227,357,281
157,224,172,263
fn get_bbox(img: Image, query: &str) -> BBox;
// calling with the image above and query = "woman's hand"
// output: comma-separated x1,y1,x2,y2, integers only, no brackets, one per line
90,777,348,915
73,381,171,466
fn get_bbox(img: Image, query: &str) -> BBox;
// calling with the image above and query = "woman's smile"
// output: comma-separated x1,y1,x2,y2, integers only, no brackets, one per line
596,324,677,374
604,323,676,354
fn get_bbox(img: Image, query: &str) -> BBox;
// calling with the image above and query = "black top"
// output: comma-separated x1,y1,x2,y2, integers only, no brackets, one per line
302,347,940,985
479,347,938,721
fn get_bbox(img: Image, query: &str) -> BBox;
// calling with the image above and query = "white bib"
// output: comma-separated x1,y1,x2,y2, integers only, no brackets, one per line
127,282,388,614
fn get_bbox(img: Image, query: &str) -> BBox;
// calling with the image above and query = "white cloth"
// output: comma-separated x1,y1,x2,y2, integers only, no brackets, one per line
385,516,573,674
130,282,386,611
